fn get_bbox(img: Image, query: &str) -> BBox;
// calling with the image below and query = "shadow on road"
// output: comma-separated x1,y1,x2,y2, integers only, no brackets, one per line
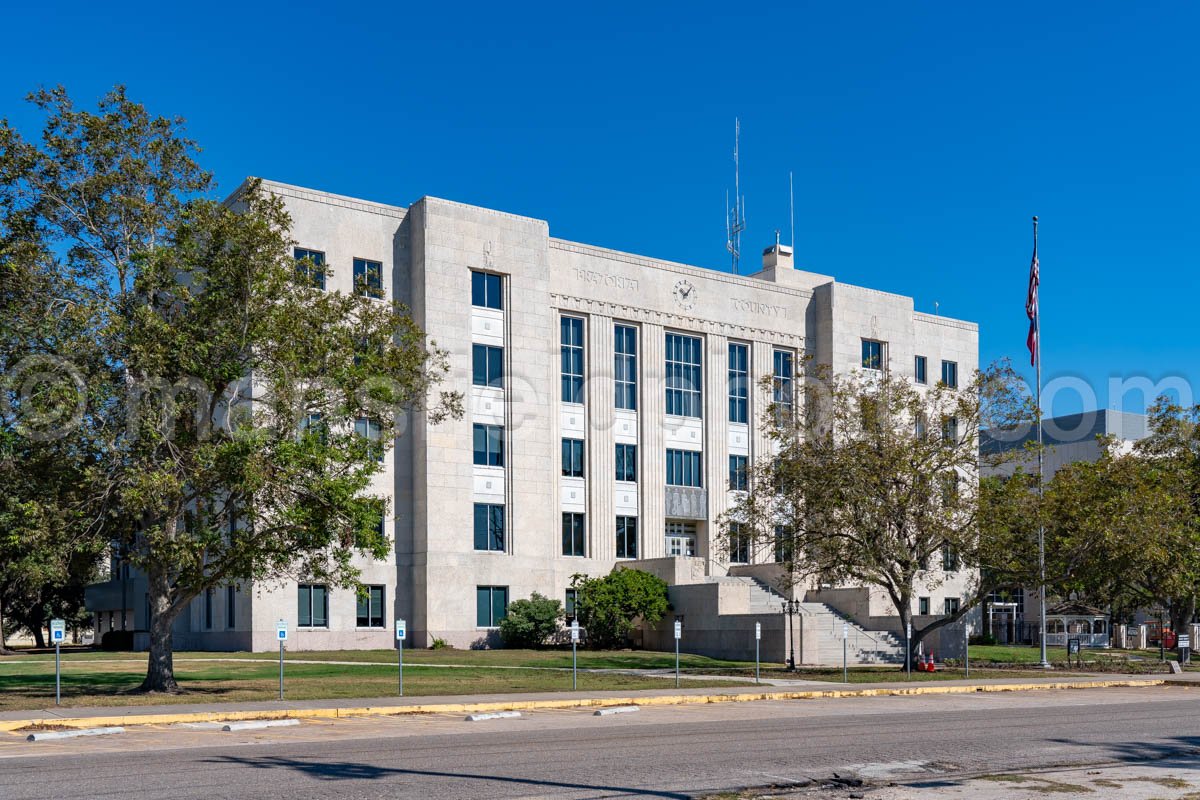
201,754,692,798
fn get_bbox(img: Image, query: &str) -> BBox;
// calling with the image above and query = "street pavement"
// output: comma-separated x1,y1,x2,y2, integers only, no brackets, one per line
2,685,1199,799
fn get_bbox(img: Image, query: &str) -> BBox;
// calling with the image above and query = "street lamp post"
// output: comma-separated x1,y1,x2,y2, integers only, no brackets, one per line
781,600,799,670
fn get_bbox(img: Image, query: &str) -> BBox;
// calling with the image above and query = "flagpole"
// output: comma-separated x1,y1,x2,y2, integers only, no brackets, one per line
1034,215,1049,670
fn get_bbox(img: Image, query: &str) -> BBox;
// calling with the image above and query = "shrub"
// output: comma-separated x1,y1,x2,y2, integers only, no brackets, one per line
430,637,450,650
571,568,670,649
498,593,563,648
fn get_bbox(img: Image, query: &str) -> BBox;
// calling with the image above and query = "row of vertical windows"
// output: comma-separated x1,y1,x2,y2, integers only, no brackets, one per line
295,249,381,299
471,507,648,560
665,333,703,417
917,597,963,615
561,317,585,404
295,583,386,629
472,344,504,388
614,324,638,410
561,438,585,478
666,449,703,487
473,423,504,467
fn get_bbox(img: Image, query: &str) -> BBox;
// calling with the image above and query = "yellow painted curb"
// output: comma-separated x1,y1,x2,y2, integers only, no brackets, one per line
0,678,1166,733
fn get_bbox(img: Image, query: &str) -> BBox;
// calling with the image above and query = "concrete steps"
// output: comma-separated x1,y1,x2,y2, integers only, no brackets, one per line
798,602,905,666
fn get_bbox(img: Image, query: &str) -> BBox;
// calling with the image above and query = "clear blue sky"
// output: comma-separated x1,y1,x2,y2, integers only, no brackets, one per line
4,2,1197,415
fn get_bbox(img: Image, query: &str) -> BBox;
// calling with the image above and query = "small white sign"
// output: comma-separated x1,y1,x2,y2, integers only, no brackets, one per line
570,620,580,643
842,622,849,640
276,620,288,642
755,622,761,641
395,619,407,640
50,619,66,643
906,622,912,639
1179,635,1191,648
673,620,682,640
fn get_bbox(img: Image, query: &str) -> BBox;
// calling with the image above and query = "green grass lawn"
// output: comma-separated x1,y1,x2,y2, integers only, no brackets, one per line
0,656,755,712
687,665,1080,683
968,644,1182,670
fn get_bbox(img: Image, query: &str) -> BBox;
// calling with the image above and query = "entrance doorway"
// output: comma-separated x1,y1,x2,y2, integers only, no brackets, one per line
665,521,697,557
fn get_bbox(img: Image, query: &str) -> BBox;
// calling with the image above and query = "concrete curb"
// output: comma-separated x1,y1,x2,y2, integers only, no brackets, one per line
0,678,1166,734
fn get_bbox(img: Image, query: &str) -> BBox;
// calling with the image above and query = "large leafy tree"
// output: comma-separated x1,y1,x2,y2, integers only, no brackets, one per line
724,361,1035,660
570,569,670,649
0,87,461,690
1044,401,1200,633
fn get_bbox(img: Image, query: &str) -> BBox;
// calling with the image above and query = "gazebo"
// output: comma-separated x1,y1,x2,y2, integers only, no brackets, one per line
1044,602,1110,648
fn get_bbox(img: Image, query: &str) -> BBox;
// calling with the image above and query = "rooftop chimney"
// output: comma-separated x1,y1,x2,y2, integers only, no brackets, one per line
762,242,793,271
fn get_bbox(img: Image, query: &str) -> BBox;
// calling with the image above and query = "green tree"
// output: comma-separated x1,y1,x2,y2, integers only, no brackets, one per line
498,592,563,648
724,361,1035,661
0,87,461,690
570,568,670,649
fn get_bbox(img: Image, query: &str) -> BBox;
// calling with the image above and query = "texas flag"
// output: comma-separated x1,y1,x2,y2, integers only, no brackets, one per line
1026,242,1039,367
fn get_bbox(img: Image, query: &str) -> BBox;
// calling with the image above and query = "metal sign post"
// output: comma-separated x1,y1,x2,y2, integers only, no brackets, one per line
570,620,580,690
964,622,971,678
905,621,912,679
50,619,65,705
754,622,761,684
275,620,288,700
842,622,849,684
674,620,682,688
395,619,406,697
1179,634,1192,666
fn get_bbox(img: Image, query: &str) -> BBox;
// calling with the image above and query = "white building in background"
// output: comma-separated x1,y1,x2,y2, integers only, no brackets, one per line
86,179,978,660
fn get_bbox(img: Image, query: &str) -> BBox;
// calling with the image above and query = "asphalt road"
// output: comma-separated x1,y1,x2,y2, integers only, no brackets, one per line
3,687,1200,799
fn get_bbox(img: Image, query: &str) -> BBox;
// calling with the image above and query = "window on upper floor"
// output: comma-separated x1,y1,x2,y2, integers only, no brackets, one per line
472,344,504,388
616,516,638,559
294,248,326,290
666,449,702,487
944,597,961,615
862,339,885,371
942,545,959,572
614,324,638,410
561,438,585,478
914,355,928,384
353,258,383,299
773,350,795,420
941,360,958,389
473,503,505,552
473,423,504,467
561,316,585,404
728,523,750,564
471,270,503,310
665,333,702,418
615,443,637,482
354,417,384,462
729,455,749,491
562,512,586,557
919,597,930,616
728,343,749,424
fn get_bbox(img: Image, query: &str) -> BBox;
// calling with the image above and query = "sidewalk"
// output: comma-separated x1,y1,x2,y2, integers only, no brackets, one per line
1,672,1186,732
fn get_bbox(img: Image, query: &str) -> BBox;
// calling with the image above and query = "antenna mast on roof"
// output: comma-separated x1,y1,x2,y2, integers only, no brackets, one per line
726,118,746,274
789,170,795,252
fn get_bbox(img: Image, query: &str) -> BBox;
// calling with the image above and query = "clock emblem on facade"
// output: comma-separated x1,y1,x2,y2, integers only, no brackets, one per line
673,279,697,310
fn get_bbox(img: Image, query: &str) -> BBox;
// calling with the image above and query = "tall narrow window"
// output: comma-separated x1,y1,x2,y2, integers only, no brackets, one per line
614,324,638,410
473,503,505,552
356,585,385,628
473,423,504,467
729,523,750,564
615,443,638,482
355,417,384,462
204,588,214,630
561,317,585,404
561,438,585,478
293,248,326,290
472,344,504,388
773,350,794,419
562,512,586,557
666,449,703,487
665,333,702,417
941,360,959,389
226,585,236,629
476,586,508,627
471,271,503,310
919,597,931,616
616,516,638,559
914,355,928,384
729,455,749,491
298,584,328,628
942,416,959,445
728,343,749,423
774,526,795,563
861,339,885,371
942,546,959,572
353,258,383,299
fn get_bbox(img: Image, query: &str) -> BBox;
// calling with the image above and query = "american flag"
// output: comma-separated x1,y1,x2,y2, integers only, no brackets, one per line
1026,242,1039,367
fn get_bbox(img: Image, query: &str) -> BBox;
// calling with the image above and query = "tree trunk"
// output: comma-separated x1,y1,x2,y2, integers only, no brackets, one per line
1170,596,1196,640
139,567,181,693
30,619,46,649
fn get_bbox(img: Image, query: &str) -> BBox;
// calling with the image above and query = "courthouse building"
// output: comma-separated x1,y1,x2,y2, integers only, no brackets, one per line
86,179,978,657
